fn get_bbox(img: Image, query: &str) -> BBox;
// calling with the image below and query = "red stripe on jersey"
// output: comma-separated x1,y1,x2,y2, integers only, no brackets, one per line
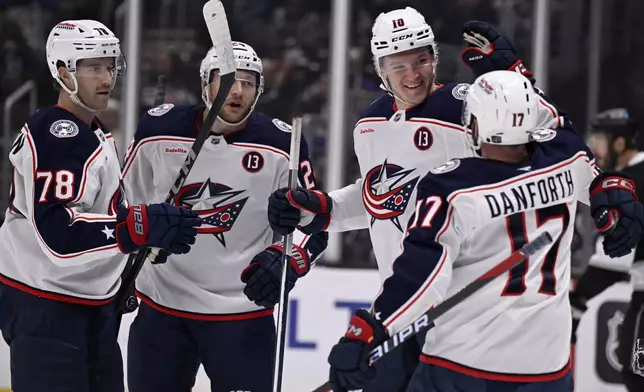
229,142,290,161
121,136,195,178
0,272,114,306
137,290,274,321
355,118,388,127
72,145,104,203
446,153,589,203
420,354,571,382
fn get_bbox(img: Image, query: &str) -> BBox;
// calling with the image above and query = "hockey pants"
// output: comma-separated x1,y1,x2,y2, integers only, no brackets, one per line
406,362,573,392
128,301,276,392
617,290,644,391
0,281,124,392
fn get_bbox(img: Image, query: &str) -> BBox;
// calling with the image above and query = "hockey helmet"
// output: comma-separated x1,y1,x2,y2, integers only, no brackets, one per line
46,20,125,112
589,108,639,147
371,8,438,76
200,41,264,126
462,70,539,148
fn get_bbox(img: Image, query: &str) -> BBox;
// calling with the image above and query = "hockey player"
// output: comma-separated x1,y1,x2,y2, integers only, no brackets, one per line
326,71,644,392
570,108,644,390
122,41,327,392
0,20,201,392
266,7,560,390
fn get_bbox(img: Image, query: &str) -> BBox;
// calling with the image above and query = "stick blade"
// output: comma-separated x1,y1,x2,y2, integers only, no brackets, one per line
202,0,235,75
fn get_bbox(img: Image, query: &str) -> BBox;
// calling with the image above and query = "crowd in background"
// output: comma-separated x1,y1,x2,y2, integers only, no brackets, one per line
1,0,641,271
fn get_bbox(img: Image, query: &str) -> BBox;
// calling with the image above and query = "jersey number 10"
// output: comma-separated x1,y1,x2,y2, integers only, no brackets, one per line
502,204,571,296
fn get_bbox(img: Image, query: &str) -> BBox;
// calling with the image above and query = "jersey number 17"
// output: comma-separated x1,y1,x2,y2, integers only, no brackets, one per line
503,204,571,296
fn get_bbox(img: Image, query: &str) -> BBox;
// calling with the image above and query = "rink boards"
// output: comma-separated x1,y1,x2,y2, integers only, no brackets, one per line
0,267,634,391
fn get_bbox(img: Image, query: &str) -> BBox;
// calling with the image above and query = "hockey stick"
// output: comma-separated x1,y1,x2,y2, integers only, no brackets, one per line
114,0,236,318
116,74,170,318
311,231,553,392
272,117,303,392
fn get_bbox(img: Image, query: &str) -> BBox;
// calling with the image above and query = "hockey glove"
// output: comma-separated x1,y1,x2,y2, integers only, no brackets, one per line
115,204,201,255
461,21,534,83
328,309,388,392
268,187,332,235
240,243,312,308
590,172,644,258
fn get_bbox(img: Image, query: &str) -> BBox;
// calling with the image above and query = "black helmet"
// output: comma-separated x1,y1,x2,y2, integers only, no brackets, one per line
589,108,639,148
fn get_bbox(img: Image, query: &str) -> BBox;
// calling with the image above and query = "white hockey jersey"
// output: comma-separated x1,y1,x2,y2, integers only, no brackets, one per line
326,83,563,281
373,115,598,380
122,104,327,319
0,106,128,303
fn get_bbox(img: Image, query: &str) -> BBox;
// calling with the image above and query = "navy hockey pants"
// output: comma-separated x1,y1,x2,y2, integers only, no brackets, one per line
362,328,426,392
128,301,276,392
0,281,124,392
406,363,573,392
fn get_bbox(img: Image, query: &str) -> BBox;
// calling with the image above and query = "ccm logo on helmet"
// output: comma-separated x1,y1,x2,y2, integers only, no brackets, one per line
392,34,414,42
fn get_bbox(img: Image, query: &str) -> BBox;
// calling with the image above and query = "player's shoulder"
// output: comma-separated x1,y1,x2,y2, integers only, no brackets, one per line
359,94,395,120
419,157,500,199
136,103,201,141
530,128,593,165
226,112,308,157
409,82,468,125
24,106,101,164
432,82,470,103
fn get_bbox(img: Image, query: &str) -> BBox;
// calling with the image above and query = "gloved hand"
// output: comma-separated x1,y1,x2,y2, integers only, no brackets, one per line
240,243,312,308
590,172,644,257
461,21,534,83
115,204,201,254
268,187,332,235
328,309,388,392
569,291,587,344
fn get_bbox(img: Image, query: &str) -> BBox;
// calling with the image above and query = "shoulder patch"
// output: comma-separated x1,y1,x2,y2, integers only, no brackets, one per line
147,103,175,117
272,118,292,132
529,128,557,143
431,159,461,174
451,83,470,101
49,119,79,138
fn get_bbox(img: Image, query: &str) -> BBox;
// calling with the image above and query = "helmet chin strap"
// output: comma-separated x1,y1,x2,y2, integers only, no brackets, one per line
57,73,101,113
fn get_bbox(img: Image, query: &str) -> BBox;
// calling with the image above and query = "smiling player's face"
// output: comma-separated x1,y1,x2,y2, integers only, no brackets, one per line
381,48,436,107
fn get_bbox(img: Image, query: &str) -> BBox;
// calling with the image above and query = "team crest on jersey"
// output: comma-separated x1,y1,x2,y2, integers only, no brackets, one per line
362,160,419,232
147,103,174,116
431,159,461,174
272,118,292,132
175,179,248,246
50,120,79,138
451,83,470,100
529,128,557,142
